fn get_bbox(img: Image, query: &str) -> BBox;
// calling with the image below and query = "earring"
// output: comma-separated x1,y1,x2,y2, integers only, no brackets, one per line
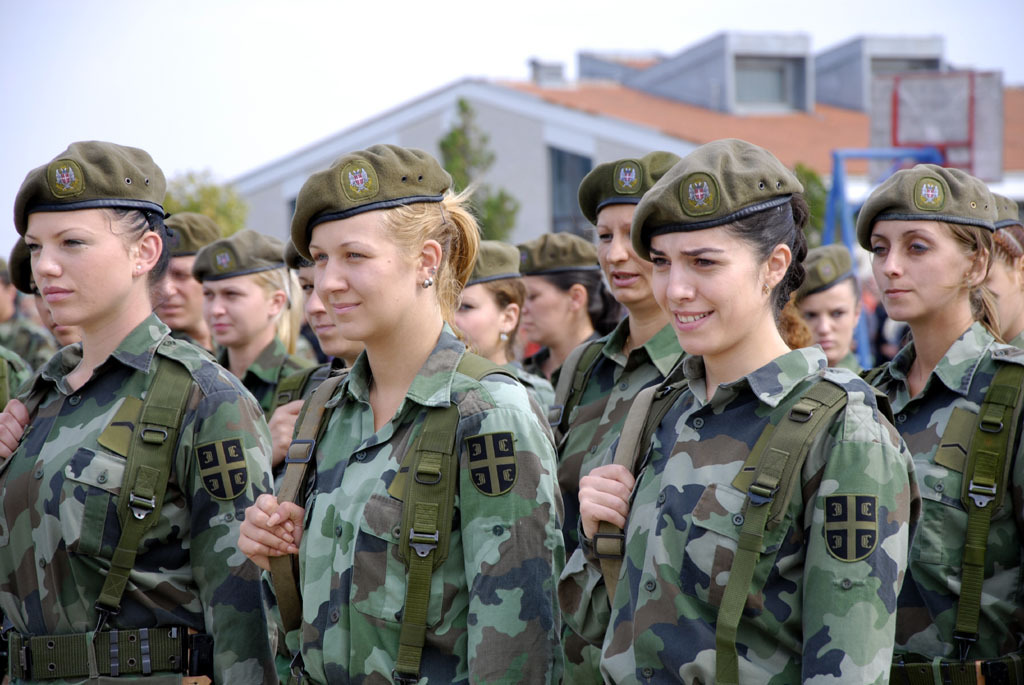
499,332,509,342
422,277,434,288
762,283,769,295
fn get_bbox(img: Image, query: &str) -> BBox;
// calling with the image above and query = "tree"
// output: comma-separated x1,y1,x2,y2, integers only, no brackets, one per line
164,170,248,236
794,163,831,248
439,99,520,241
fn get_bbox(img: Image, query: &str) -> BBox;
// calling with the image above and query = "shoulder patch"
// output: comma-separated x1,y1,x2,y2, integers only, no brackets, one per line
196,438,248,500
465,431,517,496
823,494,877,562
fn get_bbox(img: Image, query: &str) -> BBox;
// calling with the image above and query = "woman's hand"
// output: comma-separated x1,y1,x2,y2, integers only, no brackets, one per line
0,399,30,460
238,493,306,572
578,463,636,540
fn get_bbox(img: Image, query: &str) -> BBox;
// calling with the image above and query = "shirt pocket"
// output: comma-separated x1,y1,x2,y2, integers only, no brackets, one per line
350,493,444,627
61,448,126,559
679,483,789,610
911,461,967,567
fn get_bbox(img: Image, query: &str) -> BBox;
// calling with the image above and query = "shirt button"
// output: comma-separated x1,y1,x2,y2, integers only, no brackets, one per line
657,492,666,505
38,558,47,568
329,608,340,623
97,471,108,484
335,524,344,537
644,579,656,592
354,451,366,462
492,525,504,536
589,445,597,454
223,512,234,522
933,481,945,493
68,395,81,406
841,578,853,590
732,513,744,526
896,413,907,424
642,666,655,678
693,417,704,429
619,382,628,391
34,468,43,479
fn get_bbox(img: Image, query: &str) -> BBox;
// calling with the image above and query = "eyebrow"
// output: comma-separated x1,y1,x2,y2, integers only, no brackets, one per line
308,240,371,252
24,226,86,242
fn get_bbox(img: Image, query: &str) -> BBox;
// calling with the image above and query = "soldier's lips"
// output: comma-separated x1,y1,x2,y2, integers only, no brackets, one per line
610,271,640,287
42,287,72,303
331,302,359,315
672,310,712,331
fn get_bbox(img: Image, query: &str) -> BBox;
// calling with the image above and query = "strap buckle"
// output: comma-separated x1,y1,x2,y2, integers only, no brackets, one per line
93,604,119,633
285,439,316,464
392,668,421,684
128,492,156,520
547,404,564,428
967,480,997,508
953,631,977,662
140,426,168,444
592,532,626,559
747,483,777,507
409,529,439,558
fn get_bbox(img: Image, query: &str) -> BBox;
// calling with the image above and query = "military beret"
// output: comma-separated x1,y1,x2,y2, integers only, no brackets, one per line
467,241,521,286
14,141,166,236
992,192,1022,230
631,139,803,260
517,232,600,276
578,151,682,224
856,164,996,249
290,144,452,259
192,230,286,282
9,240,32,294
795,244,856,301
284,240,314,270
164,212,222,256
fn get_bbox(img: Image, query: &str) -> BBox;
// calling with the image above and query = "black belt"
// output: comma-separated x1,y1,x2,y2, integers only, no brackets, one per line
891,652,1024,685
6,626,213,680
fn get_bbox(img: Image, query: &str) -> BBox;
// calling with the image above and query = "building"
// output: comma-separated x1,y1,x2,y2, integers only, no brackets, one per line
234,32,1024,245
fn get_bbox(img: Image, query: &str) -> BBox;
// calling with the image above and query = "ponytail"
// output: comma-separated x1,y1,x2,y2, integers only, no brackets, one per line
946,222,1002,341
780,294,813,349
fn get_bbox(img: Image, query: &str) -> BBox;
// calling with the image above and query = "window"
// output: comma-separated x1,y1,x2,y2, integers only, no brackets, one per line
734,57,801,109
871,57,941,76
549,147,593,238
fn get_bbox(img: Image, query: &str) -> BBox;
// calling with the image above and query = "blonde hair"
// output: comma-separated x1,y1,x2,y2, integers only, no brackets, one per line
780,294,814,350
946,221,1002,341
378,189,480,328
252,267,303,354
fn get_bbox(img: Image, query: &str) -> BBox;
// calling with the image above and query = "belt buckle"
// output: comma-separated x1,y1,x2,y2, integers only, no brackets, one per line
392,668,420,684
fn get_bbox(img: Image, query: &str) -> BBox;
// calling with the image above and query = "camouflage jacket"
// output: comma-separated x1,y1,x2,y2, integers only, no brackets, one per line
217,337,312,419
0,314,276,683
504,360,556,412
1008,330,1024,348
0,344,32,400
835,351,862,374
271,326,564,684
0,317,56,373
559,346,919,684
870,322,1024,659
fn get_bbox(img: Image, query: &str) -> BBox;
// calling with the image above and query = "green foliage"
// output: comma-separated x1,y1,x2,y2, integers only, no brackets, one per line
164,170,248,236
439,99,519,241
795,163,828,248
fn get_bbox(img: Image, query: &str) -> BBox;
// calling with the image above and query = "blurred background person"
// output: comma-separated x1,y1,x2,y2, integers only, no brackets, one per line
794,243,866,372
156,211,221,352
987,192,1024,346
8,237,81,349
0,254,54,372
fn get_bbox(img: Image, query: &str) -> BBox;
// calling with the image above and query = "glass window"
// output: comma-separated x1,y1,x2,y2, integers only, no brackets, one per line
549,147,593,238
736,62,786,104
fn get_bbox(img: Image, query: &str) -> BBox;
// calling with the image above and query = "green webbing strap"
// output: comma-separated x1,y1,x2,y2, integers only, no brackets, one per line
0,361,9,410
890,653,1024,685
860,364,886,385
271,365,319,414
715,380,848,685
8,627,186,680
549,341,603,442
270,371,349,633
953,362,1024,658
97,352,194,617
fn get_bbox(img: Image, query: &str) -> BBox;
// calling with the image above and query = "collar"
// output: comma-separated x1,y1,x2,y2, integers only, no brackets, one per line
682,346,827,409
600,318,682,377
885,322,993,397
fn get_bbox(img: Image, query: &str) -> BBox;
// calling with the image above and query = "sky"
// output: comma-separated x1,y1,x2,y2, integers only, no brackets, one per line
2,0,1022,257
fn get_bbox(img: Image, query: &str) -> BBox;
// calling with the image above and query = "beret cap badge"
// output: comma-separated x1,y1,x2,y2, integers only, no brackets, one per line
214,251,233,271
613,162,642,194
681,173,719,217
341,162,379,202
914,178,945,211
48,160,85,198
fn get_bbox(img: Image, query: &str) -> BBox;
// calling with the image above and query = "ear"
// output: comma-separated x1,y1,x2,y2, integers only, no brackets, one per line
568,283,588,312
499,302,520,334
134,230,163,274
965,247,990,289
762,243,793,290
266,289,287,318
418,239,443,281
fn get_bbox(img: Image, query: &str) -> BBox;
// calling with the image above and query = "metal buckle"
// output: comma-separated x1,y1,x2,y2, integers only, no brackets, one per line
591,532,626,559
967,480,997,508
547,404,564,427
747,483,777,507
980,418,1003,433
285,439,316,464
409,529,439,558
93,604,118,633
129,492,156,520
392,668,420,684
140,427,168,444
953,631,977,663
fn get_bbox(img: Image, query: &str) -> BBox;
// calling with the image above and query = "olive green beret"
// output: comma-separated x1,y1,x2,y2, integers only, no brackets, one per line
631,139,803,260
578,151,682,224
795,244,856,301
855,164,996,249
164,213,222,256
468,241,521,286
517,233,600,276
284,240,313,270
992,192,1022,230
290,144,452,259
14,141,166,236
9,240,32,294
192,230,286,282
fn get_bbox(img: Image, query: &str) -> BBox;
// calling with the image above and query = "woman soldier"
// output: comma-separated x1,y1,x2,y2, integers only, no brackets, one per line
0,141,275,683
454,239,555,409
156,212,222,353
560,139,918,683
517,232,622,379
986,193,1024,347
859,167,1024,681
237,145,564,684
794,243,865,372
193,230,312,419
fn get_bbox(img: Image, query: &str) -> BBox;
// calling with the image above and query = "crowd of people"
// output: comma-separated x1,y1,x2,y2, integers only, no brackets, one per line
0,137,1021,684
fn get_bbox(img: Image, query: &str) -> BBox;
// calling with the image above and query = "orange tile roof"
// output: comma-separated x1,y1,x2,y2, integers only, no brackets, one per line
506,81,1024,176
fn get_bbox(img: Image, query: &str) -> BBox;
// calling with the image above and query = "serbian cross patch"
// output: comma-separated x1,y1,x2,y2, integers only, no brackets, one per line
823,494,878,562
196,438,248,500
465,432,517,496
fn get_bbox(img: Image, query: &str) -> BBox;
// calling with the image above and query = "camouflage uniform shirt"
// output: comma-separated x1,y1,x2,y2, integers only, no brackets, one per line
0,345,32,402
870,322,1024,659
217,336,312,419
0,314,276,683
0,317,56,373
835,350,862,374
560,347,919,683
504,360,555,412
273,326,564,683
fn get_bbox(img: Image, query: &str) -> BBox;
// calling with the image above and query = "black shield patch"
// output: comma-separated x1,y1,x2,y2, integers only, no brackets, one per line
465,432,517,496
823,494,878,562
196,438,248,500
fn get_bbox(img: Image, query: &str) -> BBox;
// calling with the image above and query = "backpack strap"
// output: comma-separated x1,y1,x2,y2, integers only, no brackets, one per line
269,370,349,633
94,353,195,625
393,351,512,684
271,365,320,414
548,340,604,442
0,360,8,410
860,364,887,385
715,379,848,685
951,361,1024,660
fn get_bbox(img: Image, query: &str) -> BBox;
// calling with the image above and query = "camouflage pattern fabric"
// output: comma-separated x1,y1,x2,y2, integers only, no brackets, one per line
869,322,1024,659
0,317,56,373
269,326,564,683
521,345,553,380
217,337,312,419
168,328,216,356
0,345,32,399
0,314,276,683
835,351,862,374
504,360,555,411
559,346,919,683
